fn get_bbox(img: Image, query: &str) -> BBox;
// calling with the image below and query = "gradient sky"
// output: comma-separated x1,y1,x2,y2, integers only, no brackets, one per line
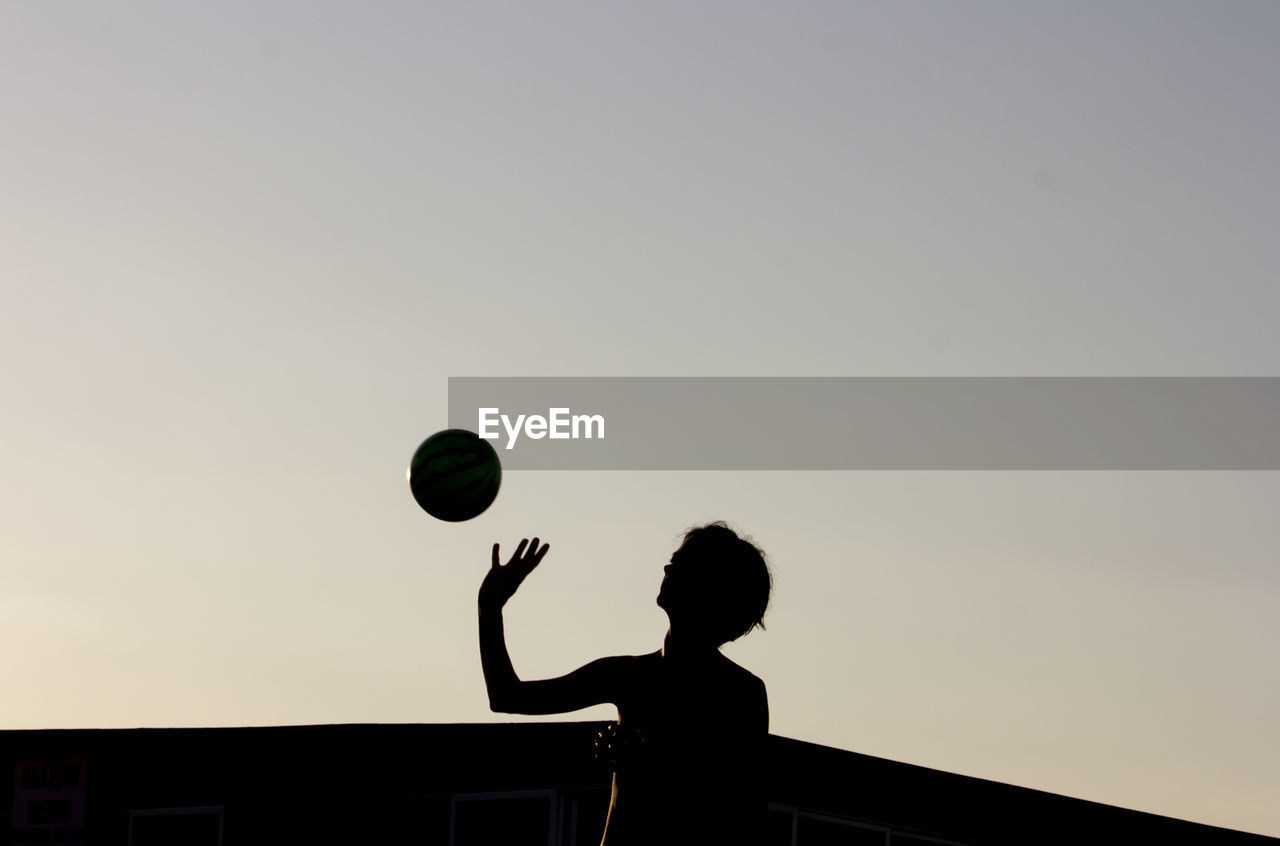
3,1,1278,837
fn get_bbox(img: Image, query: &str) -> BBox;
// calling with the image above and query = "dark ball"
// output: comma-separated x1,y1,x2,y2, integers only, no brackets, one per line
407,429,502,522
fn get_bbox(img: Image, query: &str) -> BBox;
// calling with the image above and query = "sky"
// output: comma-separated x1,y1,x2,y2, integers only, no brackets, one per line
2,1,1278,837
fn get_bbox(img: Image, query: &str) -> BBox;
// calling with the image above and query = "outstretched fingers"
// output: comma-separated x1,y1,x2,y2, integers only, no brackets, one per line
494,537,549,572
514,534,540,573
482,537,551,610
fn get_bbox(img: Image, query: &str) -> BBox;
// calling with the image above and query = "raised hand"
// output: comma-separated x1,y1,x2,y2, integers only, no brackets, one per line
479,537,550,611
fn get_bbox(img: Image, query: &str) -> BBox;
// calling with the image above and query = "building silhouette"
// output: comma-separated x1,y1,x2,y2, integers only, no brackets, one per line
3,722,1275,845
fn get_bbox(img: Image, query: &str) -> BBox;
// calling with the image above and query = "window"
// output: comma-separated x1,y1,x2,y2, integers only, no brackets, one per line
768,806,798,845
129,806,223,846
560,789,610,846
450,790,556,846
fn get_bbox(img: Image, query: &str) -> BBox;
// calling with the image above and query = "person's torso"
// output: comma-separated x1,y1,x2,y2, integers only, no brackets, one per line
602,652,766,844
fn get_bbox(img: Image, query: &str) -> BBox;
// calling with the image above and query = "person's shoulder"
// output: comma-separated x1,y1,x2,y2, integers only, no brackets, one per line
629,650,664,669
716,654,766,690
712,655,769,736
585,652,660,698
589,651,662,673
602,650,662,663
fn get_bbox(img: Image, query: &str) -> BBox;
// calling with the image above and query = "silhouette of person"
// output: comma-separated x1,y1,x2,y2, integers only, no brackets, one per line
479,522,772,845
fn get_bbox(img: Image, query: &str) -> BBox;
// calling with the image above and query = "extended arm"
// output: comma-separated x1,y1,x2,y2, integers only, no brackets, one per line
478,538,619,714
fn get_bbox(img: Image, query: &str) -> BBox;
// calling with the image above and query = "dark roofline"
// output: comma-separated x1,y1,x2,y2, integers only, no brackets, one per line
2,722,1275,844
766,733,1277,844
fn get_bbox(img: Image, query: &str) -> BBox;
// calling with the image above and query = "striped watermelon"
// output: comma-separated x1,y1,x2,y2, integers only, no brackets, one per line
407,429,502,521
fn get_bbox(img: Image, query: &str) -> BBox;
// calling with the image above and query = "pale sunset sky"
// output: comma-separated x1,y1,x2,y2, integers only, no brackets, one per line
2,2,1278,837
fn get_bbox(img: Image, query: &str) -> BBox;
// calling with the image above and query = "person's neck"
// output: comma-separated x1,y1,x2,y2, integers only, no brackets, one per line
662,626,719,663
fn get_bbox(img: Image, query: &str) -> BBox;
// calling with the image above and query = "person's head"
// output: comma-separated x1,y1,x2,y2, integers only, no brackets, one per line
656,521,771,645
